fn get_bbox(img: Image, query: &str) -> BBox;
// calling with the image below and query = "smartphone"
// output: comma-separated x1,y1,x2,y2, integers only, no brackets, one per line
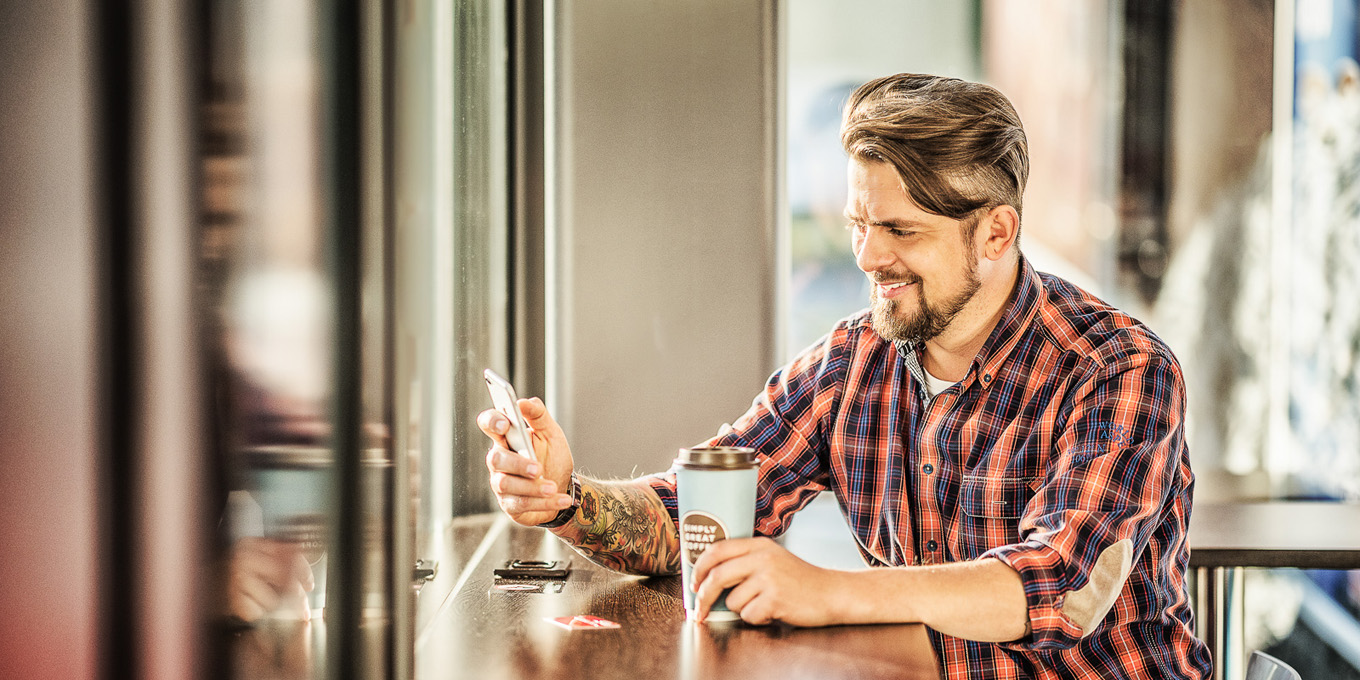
492,559,570,580
483,368,537,460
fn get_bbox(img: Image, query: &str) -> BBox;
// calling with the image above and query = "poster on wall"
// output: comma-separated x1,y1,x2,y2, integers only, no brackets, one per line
1290,0,1360,498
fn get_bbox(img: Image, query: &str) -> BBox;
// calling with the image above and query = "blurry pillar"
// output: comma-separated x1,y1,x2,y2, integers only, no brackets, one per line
0,2,102,679
0,1,213,679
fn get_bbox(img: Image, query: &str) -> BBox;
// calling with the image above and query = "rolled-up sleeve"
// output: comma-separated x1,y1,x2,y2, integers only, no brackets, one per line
647,321,854,535
982,351,1186,652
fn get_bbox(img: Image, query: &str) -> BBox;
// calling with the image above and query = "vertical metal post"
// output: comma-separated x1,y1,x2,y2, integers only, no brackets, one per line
131,0,217,677
509,0,547,399
320,0,366,677
95,1,215,679
1226,567,1246,680
0,2,104,678
374,0,406,676
93,0,141,675
1202,566,1250,680
1193,566,1209,644
1203,566,1225,680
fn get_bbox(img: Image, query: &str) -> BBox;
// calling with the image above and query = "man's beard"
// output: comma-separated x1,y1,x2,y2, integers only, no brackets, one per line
870,260,981,344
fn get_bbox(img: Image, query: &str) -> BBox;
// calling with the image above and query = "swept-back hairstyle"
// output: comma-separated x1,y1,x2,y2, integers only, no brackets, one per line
841,74,1029,225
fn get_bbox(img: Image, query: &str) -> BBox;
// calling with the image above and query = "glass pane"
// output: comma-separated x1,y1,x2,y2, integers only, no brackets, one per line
207,0,334,634
449,0,510,517
784,0,982,357
396,0,509,649
204,0,394,676
395,0,450,565
1288,0,1360,499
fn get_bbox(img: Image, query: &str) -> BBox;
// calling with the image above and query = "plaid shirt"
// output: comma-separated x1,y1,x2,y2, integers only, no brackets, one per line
650,257,1212,679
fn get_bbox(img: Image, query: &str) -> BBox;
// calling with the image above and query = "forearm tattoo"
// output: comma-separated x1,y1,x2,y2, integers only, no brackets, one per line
551,477,681,575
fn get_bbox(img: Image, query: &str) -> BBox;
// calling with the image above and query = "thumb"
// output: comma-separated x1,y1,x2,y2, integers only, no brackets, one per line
517,397,557,432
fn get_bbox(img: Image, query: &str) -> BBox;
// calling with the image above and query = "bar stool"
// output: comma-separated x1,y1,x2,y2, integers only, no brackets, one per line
1244,651,1301,680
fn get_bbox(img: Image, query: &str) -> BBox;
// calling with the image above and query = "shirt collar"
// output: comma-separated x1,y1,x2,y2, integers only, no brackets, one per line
893,255,1043,394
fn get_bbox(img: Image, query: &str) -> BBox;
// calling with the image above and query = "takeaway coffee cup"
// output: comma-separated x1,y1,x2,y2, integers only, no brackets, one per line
676,446,759,621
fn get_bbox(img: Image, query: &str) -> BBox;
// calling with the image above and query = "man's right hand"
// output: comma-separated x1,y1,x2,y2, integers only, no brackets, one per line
227,537,315,623
478,397,576,527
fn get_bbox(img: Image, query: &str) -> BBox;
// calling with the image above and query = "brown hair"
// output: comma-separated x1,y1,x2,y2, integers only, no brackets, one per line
841,74,1029,225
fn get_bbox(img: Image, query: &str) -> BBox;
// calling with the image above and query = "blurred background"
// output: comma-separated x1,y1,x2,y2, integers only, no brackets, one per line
2,0,1358,679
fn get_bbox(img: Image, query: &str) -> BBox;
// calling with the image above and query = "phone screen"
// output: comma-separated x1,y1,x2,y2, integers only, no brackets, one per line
483,369,536,459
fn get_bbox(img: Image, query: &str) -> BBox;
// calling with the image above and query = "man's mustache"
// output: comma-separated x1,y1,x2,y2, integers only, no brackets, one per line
870,271,922,286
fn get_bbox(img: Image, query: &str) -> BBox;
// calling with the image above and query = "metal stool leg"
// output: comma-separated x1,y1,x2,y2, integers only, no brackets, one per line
1196,566,1223,680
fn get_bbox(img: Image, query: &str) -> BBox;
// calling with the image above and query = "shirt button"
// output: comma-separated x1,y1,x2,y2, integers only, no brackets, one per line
926,540,938,552
922,463,934,474
983,373,992,382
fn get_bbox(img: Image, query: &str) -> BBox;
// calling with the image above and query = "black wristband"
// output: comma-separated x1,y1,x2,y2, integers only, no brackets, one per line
536,472,581,529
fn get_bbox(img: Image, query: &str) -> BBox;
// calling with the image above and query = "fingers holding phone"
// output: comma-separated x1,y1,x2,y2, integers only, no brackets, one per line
480,406,575,526
480,370,576,527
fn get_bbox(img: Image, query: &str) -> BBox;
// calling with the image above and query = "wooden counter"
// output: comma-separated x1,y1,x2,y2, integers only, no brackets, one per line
411,514,939,680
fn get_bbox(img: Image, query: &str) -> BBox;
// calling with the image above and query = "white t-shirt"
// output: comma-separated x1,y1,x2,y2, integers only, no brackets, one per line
924,368,958,399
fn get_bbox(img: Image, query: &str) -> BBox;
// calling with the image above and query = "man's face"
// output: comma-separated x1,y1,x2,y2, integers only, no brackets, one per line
845,159,982,344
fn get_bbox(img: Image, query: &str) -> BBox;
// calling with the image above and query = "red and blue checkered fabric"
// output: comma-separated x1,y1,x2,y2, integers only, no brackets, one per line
650,257,1212,679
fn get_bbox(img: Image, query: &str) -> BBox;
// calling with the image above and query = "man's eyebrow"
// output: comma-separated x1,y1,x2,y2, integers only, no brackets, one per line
842,212,925,230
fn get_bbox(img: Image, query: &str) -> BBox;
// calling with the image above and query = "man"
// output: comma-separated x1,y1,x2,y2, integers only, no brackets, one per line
479,73,1212,678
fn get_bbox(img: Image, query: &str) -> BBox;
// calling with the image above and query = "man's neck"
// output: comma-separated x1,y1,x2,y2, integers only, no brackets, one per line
920,257,1021,382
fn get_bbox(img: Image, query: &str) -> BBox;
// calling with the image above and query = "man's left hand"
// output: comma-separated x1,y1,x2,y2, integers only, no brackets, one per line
690,536,848,626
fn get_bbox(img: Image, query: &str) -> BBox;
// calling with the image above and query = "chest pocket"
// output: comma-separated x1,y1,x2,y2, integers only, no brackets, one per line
960,475,1037,519
952,475,1038,559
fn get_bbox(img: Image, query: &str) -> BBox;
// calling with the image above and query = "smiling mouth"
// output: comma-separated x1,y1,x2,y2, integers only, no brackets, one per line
874,280,917,298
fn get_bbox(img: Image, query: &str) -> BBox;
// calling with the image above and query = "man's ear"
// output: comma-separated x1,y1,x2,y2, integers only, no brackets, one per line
978,205,1020,262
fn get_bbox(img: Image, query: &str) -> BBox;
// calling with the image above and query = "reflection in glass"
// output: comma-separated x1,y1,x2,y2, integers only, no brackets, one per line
202,0,510,676
202,0,396,676
206,0,332,632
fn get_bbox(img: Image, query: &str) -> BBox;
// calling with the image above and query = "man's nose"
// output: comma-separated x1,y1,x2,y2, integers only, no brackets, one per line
854,227,892,274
